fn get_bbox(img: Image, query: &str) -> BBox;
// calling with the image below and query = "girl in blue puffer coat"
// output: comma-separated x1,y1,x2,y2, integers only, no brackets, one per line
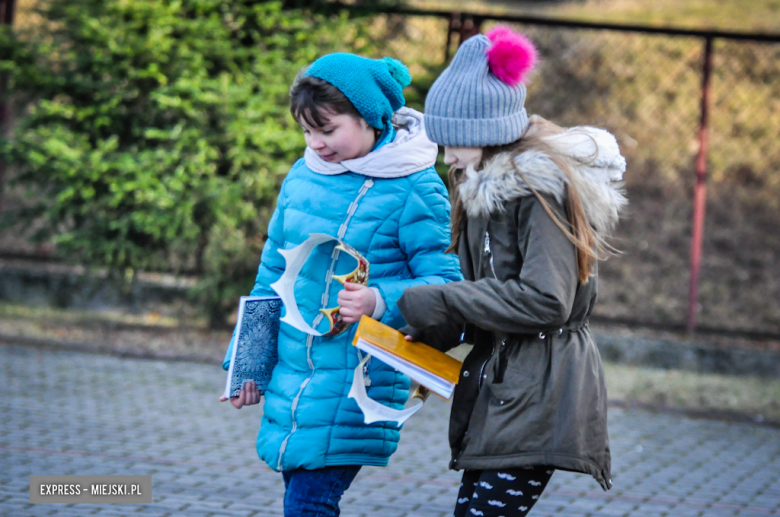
219,53,462,517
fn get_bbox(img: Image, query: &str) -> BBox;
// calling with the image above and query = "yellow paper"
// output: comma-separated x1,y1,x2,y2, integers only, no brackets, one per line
352,316,463,386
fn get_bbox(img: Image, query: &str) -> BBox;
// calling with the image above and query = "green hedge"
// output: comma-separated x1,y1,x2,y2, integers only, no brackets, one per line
0,0,395,325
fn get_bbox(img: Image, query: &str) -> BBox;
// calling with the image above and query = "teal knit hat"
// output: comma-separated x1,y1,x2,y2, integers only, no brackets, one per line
304,53,412,131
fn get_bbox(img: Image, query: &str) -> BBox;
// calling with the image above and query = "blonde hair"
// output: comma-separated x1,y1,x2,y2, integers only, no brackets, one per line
447,115,611,284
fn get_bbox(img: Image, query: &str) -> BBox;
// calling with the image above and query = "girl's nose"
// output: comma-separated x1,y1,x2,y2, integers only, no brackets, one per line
443,148,456,166
309,136,326,150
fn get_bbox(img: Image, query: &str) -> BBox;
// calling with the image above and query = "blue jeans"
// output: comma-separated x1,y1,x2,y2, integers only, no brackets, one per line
282,466,362,517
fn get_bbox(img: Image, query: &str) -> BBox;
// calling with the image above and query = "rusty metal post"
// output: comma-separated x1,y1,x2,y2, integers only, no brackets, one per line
444,12,458,61
687,36,714,332
458,13,468,46
444,12,484,61
0,0,14,25
472,16,484,37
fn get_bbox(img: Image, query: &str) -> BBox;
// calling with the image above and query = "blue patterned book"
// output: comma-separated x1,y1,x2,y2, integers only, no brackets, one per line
223,296,282,399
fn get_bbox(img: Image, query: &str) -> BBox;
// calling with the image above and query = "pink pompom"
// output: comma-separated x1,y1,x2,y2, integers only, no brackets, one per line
486,26,538,86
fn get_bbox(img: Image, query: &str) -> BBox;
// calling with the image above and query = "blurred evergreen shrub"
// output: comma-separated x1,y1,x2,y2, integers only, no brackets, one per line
0,0,389,325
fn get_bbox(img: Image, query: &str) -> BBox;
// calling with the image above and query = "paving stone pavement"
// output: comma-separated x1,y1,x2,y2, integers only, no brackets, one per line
1,343,779,517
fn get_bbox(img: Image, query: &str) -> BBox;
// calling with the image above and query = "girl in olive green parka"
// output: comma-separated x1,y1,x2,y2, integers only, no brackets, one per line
397,27,627,517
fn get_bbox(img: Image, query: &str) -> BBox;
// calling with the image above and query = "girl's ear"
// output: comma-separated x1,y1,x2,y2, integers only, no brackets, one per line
358,117,381,141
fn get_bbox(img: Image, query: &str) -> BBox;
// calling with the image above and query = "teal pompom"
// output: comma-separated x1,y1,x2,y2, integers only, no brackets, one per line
383,57,412,88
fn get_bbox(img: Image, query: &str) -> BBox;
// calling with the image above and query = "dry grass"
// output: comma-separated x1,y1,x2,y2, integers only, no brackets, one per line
0,302,228,363
2,302,780,424
595,185,780,333
604,362,780,423
13,0,41,31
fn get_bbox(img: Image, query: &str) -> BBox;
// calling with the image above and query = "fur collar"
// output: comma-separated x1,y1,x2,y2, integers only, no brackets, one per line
458,126,627,235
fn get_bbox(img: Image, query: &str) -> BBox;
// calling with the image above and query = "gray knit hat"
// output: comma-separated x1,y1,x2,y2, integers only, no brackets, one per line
424,30,537,147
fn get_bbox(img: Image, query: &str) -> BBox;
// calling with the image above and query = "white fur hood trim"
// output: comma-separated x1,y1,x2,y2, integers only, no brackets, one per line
304,107,438,178
458,126,627,235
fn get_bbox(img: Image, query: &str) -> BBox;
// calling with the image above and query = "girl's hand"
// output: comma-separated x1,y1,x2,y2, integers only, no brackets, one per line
410,382,431,402
219,380,261,409
399,325,424,343
337,282,376,323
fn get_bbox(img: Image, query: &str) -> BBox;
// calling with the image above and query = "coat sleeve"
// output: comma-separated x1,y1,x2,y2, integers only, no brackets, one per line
397,195,578,335
398,224,474,352
222,180,288,370
369,170,463,331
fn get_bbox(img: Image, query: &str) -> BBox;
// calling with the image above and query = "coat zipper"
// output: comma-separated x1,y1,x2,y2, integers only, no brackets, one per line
478,343,495,390
478,229,498,389
276,178,375,471
484,230,497,280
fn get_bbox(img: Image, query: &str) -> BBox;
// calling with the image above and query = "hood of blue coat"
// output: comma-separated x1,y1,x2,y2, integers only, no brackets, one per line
304,107,438,178
458,124,628,236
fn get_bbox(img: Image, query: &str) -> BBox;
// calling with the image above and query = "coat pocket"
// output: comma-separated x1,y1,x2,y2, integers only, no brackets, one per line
488,337,550,406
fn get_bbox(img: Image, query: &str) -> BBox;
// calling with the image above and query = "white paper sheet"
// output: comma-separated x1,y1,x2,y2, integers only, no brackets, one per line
348,355,424,426
269,233,338,336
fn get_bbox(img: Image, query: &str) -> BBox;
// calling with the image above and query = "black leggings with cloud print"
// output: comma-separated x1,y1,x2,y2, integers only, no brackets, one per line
453,466,554,517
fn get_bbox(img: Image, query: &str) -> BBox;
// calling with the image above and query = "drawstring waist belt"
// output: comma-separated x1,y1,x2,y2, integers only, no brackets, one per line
537,320,589,341
493,320,590,346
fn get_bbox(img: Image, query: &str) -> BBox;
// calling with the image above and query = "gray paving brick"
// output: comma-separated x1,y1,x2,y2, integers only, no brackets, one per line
2,344,780,517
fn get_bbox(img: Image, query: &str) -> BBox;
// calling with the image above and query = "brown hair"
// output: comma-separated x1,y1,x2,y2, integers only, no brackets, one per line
290,73,377,135
447,115,610,284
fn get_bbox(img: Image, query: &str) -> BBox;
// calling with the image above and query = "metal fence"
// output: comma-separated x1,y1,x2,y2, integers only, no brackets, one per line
2,5,779,338
384,9,780,337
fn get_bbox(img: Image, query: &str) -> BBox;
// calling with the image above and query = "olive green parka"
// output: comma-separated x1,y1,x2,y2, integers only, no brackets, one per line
397,126,627,491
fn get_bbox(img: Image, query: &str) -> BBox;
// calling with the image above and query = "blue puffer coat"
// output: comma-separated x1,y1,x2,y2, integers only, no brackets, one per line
223,108,462,472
